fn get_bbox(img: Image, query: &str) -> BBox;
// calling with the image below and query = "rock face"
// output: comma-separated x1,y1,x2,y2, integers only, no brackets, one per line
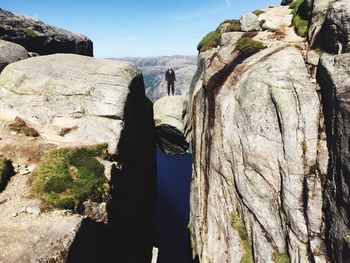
308,0,332,48
154,96,189,155
119,56,197,101
319,0,350,53
281,0,293,5
188,6,329,262
0,39,28,72
0,54,139,155
0,8,93,56
259,6,293,31
0,54,156,262
318,52,350,263
240,13,260,32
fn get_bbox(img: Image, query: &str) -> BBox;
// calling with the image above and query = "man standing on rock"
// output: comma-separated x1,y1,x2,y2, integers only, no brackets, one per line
165,64,176,96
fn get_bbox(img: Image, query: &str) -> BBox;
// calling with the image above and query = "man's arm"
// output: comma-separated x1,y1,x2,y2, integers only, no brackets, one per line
165,71,168,81
174,71,176,81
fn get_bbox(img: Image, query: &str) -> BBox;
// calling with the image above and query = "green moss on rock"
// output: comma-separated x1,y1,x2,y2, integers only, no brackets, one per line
197,31,221,52
231,212,254,263
219,19,241,32
21,28,37,38
272,252,290,263
253,10,265,16
235,37,265,55
290,0,309,37
197,19,241,52
188,223,195,250
31,144,110,212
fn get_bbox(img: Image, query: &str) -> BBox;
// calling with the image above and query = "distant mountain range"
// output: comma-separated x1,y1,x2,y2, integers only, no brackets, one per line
117,56,197,102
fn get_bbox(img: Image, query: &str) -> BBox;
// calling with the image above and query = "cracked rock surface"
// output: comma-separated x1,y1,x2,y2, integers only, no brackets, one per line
188,10,329,261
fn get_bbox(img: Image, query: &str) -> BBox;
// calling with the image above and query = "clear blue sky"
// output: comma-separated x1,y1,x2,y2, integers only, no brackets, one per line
1,0,280,57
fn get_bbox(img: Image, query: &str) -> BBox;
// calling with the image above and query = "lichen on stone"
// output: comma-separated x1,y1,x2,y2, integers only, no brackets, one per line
231,212,254,263
272,252,290,263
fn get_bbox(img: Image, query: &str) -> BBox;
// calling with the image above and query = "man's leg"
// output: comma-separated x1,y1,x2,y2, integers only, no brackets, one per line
167,82,170,96
171,82,175,95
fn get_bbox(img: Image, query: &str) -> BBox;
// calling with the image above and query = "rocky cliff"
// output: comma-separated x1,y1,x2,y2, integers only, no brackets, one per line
0,54,156,262
0,8,93,56
183,1,350,262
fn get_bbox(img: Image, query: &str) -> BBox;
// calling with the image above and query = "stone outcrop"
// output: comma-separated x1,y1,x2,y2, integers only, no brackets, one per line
318,52,350,263
0,39,28,72
0,8,93,56
0,54,140,155
308,0,332,48
319,0,350,53
259,6,293,31
240,13,260,32
154,96,190,155
188,5,329,263
307,0,350,53
0,54,156,262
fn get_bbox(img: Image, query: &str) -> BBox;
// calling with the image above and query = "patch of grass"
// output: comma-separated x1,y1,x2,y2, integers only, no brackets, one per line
289,0,304,9
253,10,265,16
231,212,254,263
197,31,221,52
197,19,241,52
290,0,309,37
216,19,241,32
272,252,290,263
31,144,109,212
292,14,308,37
235,37,265,55
222,19,241,32
19,27,37,38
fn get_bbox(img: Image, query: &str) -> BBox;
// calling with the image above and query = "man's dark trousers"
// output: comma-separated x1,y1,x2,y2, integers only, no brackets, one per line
167,81,175,95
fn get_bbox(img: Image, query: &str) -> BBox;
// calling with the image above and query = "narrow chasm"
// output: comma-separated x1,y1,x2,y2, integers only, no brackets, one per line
67,75,157,263
155,147,195,263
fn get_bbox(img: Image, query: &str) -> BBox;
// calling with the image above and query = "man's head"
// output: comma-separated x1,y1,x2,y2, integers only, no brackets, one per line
168,64,173,70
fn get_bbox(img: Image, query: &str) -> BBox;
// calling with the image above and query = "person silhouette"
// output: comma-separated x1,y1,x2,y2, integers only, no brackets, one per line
165,64,176,96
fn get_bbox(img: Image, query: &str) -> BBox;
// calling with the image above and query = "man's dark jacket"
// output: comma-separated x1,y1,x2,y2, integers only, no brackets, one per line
165,69,176,82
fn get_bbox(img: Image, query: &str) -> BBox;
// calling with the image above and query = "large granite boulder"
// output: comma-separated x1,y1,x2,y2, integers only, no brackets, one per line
0,54,140,154
188,41,328,262
0,54,156,262
258,6,292,32
317,52,350,263
154,95,189,155
0,39,28,72
0,8,93,56
319,0,350,53
240,13,260,32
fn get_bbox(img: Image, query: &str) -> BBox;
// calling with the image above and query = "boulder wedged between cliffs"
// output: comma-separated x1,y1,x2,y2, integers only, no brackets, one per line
154,95,190,155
